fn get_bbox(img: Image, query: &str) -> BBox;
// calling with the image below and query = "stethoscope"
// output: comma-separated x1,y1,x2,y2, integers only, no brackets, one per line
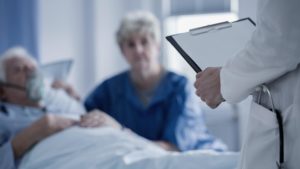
256,85,285,169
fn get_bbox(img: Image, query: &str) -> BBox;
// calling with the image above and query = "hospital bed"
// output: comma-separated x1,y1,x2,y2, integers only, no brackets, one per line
19,127,238,169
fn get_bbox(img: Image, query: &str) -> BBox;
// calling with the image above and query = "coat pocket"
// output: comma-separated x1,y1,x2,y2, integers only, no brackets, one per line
238,101,279,169
250,101,278,130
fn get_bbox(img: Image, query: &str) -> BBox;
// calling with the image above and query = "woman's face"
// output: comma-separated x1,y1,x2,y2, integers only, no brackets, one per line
121,32,160,72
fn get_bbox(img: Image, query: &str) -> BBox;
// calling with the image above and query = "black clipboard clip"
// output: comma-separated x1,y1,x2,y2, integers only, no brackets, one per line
166,22,233,73
189,21,232,35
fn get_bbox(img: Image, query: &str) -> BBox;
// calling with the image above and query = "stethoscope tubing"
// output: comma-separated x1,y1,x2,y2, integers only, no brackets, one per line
257,85,285,168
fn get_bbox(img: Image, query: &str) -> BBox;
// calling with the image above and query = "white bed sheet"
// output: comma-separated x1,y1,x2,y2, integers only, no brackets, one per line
19,127,238,169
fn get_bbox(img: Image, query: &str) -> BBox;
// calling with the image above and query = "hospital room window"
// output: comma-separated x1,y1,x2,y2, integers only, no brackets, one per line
163,0,238,80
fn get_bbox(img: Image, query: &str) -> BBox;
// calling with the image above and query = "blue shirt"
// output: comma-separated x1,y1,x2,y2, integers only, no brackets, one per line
85,71,227,151
0,86,85,169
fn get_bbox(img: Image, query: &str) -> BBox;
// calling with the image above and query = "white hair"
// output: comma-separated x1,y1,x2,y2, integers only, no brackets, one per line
0,47,37,82
116,11,161,47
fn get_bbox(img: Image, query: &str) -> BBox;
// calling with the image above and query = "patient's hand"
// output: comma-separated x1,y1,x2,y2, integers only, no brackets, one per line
12,114,78,159
80,110,122,129
51,80,81,101
154,141,179,152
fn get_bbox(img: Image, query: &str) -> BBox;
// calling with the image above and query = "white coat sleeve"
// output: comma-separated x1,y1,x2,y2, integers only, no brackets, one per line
220,0,300,103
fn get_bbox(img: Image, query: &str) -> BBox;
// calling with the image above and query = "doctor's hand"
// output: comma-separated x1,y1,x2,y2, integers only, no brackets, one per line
80,110,122,129
194,67,224,109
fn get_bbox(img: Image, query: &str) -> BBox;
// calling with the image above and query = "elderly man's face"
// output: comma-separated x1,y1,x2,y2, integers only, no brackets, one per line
121,33,160,73
1,56,38,104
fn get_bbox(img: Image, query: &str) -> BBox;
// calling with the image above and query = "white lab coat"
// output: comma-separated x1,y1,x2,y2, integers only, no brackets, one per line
220,0,300,168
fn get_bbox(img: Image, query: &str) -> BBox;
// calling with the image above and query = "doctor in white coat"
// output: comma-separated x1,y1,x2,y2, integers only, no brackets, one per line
194,0,300,168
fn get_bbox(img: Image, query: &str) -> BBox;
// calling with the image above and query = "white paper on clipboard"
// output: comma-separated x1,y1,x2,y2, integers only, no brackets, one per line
166,18,256,73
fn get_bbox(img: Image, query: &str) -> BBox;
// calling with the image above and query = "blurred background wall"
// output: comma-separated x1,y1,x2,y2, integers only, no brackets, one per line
36,0,257,98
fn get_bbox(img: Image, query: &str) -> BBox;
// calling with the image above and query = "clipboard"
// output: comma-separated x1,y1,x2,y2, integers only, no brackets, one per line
41,59,73,80
166,18,256,73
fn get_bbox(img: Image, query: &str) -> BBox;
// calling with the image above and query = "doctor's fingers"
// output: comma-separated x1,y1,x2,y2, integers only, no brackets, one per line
205,95,223,109
196,90,212,101
194,78,200,89
195,77,215,96
194,72,211,84
195,75,211,89
196,67,216,78
206,100,221,109
195,84,219,100
196,91,221,109
195,87,209,101
196,72,204,79
195,72,216,88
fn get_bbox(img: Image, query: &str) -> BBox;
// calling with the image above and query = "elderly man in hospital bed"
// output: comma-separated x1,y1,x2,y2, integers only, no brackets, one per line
0,47,88,169
0,47,238,169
